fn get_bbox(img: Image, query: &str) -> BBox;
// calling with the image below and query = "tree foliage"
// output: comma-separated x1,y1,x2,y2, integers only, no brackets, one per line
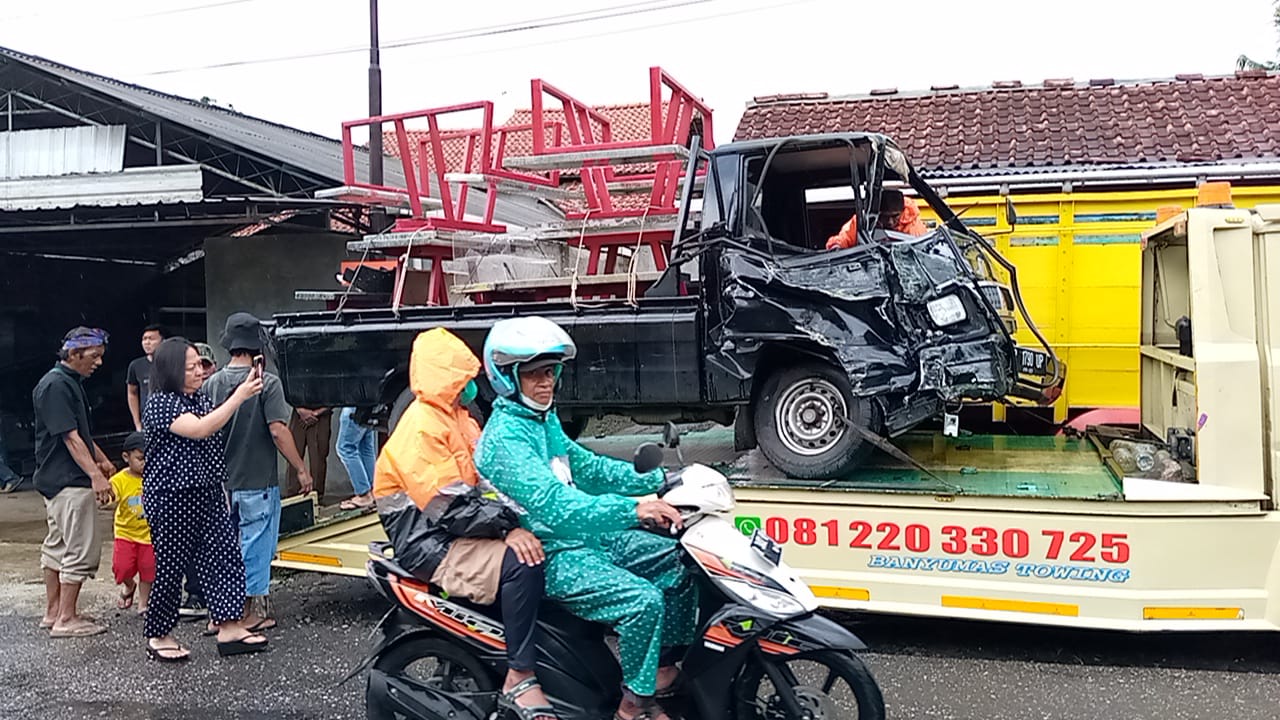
1237,1,1280,70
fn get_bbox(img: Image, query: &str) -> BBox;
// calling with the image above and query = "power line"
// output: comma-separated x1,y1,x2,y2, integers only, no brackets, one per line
395,0,825,67
138,0,712,76
0,0,255,25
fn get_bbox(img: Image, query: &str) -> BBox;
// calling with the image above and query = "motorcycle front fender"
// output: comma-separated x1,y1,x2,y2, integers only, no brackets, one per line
775,611,868,652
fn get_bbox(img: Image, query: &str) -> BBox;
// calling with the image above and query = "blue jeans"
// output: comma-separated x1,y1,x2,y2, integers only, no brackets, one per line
336,407,376,496
231,486,281,596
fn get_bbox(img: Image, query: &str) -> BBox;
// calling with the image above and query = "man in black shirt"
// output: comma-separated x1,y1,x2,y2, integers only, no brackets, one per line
33,327,117,638
126,324,166,431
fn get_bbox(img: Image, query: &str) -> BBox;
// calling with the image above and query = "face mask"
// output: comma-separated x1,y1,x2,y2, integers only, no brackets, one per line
459,379,478,406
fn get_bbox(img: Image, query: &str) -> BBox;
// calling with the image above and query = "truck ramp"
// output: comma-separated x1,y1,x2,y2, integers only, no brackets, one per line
580,428,1123,500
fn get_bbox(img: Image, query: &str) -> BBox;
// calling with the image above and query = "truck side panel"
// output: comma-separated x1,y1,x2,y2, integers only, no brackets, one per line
733,491,1280,631
273,298,705,414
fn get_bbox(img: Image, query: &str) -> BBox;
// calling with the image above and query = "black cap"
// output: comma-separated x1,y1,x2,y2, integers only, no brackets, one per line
880,188,905,213
122,432,147,453
219,312,263,352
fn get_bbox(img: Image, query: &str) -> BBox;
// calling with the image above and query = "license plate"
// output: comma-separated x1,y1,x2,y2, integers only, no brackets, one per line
1017,347,1050,376
750,529,782,565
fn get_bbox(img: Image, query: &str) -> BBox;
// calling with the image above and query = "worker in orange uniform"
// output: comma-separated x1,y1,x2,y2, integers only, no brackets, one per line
825,188,928,250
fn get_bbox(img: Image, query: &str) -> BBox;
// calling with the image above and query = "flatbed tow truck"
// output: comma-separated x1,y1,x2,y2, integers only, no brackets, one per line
275,199,1280,632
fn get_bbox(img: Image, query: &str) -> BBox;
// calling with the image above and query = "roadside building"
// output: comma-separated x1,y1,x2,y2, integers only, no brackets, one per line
0,46,556,469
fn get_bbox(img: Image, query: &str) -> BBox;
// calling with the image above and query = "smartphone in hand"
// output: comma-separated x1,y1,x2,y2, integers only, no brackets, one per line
252,354,266,378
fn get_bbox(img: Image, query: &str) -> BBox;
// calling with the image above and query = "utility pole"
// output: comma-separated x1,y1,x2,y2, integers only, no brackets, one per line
368,0,383,187
368,0,386,232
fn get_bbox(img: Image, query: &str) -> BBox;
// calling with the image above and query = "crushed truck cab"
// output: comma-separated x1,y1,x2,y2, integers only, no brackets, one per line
273,132,1061,480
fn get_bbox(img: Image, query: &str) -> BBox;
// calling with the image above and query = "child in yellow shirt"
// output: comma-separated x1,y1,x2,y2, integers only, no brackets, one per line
111,432,152,614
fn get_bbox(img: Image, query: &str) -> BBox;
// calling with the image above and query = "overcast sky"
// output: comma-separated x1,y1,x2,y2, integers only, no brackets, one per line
1,0,1276,145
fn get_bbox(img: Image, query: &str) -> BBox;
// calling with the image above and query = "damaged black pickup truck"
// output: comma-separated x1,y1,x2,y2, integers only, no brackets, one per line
272,132,1063,478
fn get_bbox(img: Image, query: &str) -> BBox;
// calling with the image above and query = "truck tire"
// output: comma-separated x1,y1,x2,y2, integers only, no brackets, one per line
754,361,878,478
388,387,415,433
560,415,588,440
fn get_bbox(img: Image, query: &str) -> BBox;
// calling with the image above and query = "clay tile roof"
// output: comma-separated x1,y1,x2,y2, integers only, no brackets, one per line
733,73,1280,172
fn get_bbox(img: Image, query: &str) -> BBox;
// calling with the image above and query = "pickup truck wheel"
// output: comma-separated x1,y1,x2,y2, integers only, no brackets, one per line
560,415,588,440
389,388,489,432
754,362,877,479
388,388,415,433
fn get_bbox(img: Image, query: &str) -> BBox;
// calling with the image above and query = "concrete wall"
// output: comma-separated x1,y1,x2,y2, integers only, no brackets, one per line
204,232,357,502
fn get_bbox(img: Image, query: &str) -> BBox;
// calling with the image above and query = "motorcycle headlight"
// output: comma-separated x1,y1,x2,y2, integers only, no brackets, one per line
926,294,967,327
718,578,806,618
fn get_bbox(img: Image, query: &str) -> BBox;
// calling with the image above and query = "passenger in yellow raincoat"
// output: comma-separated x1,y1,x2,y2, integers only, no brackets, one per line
373,327,559,720
825,188,928,250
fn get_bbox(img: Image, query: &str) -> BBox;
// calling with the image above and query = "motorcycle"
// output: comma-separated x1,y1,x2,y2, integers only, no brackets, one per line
354,425,886,720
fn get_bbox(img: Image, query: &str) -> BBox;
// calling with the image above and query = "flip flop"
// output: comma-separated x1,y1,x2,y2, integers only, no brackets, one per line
146,641,191,663
246,617,277,632
338,498,374,511
117,588,135,610
38,618,54,630
217,633,269,657
49,622,107,638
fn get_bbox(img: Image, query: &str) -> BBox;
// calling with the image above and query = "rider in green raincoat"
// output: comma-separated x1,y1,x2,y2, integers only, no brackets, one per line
475,316,696,720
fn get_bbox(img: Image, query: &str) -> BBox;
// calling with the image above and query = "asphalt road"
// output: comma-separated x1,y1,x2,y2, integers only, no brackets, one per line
2,487,1277,720
1,564,1278,720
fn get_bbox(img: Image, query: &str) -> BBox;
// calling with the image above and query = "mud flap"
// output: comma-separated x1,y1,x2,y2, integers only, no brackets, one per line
367,668,488,720
734,406,757,451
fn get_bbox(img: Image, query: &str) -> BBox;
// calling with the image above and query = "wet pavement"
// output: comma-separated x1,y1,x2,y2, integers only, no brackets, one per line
2,488,1279,719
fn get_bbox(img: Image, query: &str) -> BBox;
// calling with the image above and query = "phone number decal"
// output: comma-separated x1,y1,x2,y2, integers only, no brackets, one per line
735,516,1132,584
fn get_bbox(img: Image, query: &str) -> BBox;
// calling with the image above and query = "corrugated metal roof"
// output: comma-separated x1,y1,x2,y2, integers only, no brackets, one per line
0,46,562,227
0,165,203,210
1,125,125,179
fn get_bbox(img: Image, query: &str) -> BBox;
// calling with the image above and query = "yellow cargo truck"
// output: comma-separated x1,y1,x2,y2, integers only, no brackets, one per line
918,186,1280,419
277,202,1280,632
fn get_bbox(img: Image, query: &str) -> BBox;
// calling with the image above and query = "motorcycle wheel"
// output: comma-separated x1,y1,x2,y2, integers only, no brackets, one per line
366,637,497,720
734,649,885,720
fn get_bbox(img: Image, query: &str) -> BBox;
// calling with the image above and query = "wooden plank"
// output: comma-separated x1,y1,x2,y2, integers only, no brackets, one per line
607,173,704,194
315,185,443,210
456,270,661,294
347,230,541,254
504,144,689,171
348,216,677,255
444,172,578,200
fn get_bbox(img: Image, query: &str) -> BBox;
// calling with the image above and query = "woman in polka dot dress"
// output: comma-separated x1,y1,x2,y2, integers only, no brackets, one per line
141,338,269,662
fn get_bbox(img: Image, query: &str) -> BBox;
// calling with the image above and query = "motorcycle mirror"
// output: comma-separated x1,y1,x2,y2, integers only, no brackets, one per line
662,422,681,449
634,443,665,474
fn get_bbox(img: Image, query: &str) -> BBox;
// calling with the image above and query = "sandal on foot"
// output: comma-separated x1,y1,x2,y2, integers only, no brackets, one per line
499,677,560,720
117,588,134,610
338,498,373,511
654,672,684,700
613,711,670,720
146,640,190,663
38,618,55,630
217,633,268,656
246,617,277,632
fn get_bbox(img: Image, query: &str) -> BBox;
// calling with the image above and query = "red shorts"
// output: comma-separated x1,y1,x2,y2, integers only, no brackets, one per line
112,538,155,584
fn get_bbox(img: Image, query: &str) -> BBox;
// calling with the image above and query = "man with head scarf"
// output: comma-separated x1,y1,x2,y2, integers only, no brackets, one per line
33,326,116,638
